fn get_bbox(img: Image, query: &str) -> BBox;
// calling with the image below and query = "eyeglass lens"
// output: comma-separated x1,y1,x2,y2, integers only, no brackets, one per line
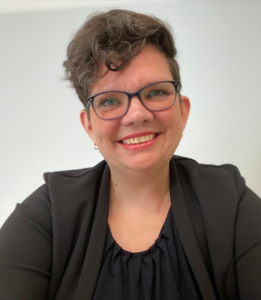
92,82,176,119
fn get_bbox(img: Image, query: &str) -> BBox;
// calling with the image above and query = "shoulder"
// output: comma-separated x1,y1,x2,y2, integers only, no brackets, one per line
173,155,245,200
4,160,108,233
173,155,261,223
41,159,108,219
43,159,107,183
41,160,107,208
174,154,242,175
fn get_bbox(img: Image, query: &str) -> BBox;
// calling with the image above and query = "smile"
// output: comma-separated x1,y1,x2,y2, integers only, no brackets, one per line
122,134,156,145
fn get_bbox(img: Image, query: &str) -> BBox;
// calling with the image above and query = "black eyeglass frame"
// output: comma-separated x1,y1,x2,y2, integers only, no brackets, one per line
86,80,180,120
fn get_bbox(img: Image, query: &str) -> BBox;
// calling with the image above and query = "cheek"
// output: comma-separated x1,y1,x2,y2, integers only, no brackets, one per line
159,108,182,130
92,120,120,148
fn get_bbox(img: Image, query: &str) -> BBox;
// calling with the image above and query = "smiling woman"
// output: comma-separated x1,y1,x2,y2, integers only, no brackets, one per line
0,8,261,300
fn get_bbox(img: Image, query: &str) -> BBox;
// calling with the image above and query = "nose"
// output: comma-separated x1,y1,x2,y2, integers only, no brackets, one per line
120,94,154,126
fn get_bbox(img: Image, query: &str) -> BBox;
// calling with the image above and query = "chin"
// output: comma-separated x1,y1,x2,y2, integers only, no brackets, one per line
123,155,170,173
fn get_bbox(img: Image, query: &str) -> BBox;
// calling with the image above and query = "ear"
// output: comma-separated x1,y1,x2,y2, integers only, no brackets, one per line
179,95,191,131
80,109,94,142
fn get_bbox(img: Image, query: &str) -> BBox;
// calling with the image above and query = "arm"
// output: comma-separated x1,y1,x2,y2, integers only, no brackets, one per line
0,184,52,300
235,185,261,299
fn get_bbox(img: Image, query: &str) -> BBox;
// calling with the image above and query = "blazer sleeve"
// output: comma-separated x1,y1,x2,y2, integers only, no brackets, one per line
234,169,261,299
0,184,52,300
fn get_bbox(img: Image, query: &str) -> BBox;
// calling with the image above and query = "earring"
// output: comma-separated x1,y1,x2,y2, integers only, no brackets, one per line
94,143,98,150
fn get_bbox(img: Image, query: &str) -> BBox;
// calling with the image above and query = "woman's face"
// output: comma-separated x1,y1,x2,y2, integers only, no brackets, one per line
80,45,190,173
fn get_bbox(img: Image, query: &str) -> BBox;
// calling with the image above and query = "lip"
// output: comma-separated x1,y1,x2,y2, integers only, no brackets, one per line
118,131,159,141
118,133,160,150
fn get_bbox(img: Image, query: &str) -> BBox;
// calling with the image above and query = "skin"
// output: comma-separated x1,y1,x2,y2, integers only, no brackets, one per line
80,45,190,251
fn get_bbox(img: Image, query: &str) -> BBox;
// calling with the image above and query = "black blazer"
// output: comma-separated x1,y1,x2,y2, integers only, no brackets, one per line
0,156,261,300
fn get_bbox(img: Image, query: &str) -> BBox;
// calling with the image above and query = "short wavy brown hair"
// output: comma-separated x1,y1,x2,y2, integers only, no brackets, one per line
63,9,182,107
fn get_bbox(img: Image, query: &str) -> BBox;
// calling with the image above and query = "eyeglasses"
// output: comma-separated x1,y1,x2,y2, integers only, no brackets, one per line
86,81,179,120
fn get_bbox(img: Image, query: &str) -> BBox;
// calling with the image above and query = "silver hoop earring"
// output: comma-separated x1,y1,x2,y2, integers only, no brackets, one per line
94,144,98,150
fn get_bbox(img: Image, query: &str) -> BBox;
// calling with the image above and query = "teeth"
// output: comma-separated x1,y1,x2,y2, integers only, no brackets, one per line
122,134,156,144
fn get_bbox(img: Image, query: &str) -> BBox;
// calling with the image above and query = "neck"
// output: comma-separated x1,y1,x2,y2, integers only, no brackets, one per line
109,163,171,215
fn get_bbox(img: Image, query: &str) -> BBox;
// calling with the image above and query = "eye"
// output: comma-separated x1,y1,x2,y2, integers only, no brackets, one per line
98,97,119,106
104,98,117,106
148,90,165,97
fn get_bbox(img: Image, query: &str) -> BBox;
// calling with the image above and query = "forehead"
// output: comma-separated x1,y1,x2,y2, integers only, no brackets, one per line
90,45,173,95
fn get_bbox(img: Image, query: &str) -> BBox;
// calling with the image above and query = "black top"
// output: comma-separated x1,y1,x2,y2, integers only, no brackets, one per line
93,206,202,300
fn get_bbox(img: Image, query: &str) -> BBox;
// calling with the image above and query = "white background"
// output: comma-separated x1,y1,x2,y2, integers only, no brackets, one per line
1,1,261,227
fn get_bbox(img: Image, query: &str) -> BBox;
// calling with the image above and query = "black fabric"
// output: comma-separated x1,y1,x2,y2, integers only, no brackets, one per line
93,206,202,300
169,159,217,299
177,164,219,298
0,156,261,300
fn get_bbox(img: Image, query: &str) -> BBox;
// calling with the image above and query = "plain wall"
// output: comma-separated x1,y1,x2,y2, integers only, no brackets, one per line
1,1,261,227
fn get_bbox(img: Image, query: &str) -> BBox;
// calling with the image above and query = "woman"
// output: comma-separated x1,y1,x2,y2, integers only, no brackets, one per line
0,9,260,300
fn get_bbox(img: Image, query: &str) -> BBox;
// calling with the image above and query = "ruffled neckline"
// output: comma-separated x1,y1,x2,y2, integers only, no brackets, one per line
104,205,173,257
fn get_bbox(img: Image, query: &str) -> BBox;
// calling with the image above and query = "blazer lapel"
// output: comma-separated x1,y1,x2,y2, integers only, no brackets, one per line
74,165,110,300
181,160,239,299
170,158,217,300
